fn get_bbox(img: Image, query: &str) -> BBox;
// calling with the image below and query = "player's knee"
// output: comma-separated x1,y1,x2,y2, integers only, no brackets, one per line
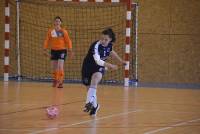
90,78,100,87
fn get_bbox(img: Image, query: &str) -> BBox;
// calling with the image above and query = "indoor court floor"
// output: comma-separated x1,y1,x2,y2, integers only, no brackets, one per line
0,81,200,134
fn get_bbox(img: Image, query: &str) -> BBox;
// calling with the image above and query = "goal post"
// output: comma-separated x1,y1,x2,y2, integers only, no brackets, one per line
3,0,138,86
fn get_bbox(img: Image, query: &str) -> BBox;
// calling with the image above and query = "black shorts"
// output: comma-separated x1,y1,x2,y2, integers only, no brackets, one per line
81,60,105,86
51,49,67,60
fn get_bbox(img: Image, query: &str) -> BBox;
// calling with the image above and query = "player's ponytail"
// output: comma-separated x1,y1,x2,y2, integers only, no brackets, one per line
102,28,116,43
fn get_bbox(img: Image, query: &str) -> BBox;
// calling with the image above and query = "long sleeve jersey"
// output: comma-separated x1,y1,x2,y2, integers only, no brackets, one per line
83,40,113,67
43,28,72,50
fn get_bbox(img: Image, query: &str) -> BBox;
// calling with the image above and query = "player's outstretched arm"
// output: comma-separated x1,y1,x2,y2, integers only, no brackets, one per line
104,62,118,70
110,50,126,66
68,48,74,59
93,53,118,70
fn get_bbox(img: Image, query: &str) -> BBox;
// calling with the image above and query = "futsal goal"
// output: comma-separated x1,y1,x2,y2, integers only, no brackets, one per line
2,0,138,86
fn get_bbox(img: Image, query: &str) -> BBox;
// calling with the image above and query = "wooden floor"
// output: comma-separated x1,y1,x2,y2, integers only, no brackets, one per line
0,81,200,134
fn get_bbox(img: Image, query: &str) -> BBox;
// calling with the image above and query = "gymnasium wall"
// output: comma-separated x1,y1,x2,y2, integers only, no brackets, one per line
0,0,199,84
133,0,200,83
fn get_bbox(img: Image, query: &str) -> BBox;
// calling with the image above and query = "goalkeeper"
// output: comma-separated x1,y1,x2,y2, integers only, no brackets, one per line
43,16,73,88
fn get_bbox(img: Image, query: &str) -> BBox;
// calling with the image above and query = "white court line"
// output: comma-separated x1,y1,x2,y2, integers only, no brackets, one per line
144,118,200,134
144,109,198,114
30,109,142,134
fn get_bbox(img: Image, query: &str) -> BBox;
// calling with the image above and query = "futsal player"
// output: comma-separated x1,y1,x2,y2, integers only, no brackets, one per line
43,16,73,88
82,28,126,116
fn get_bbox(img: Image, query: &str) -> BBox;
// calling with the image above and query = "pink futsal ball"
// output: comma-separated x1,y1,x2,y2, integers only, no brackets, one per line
46,107,59,119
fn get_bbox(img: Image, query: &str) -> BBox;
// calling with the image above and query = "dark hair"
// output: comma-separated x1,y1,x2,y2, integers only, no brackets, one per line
54,16,62,22
102,28,116,43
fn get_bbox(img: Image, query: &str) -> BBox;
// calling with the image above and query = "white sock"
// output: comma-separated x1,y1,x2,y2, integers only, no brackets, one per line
92,94,97,108
86,87,97,107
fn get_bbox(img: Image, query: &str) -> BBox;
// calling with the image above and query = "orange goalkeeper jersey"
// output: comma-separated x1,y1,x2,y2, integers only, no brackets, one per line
43,28,72,50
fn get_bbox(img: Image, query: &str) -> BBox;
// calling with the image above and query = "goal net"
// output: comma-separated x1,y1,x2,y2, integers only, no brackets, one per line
2,0,137,84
